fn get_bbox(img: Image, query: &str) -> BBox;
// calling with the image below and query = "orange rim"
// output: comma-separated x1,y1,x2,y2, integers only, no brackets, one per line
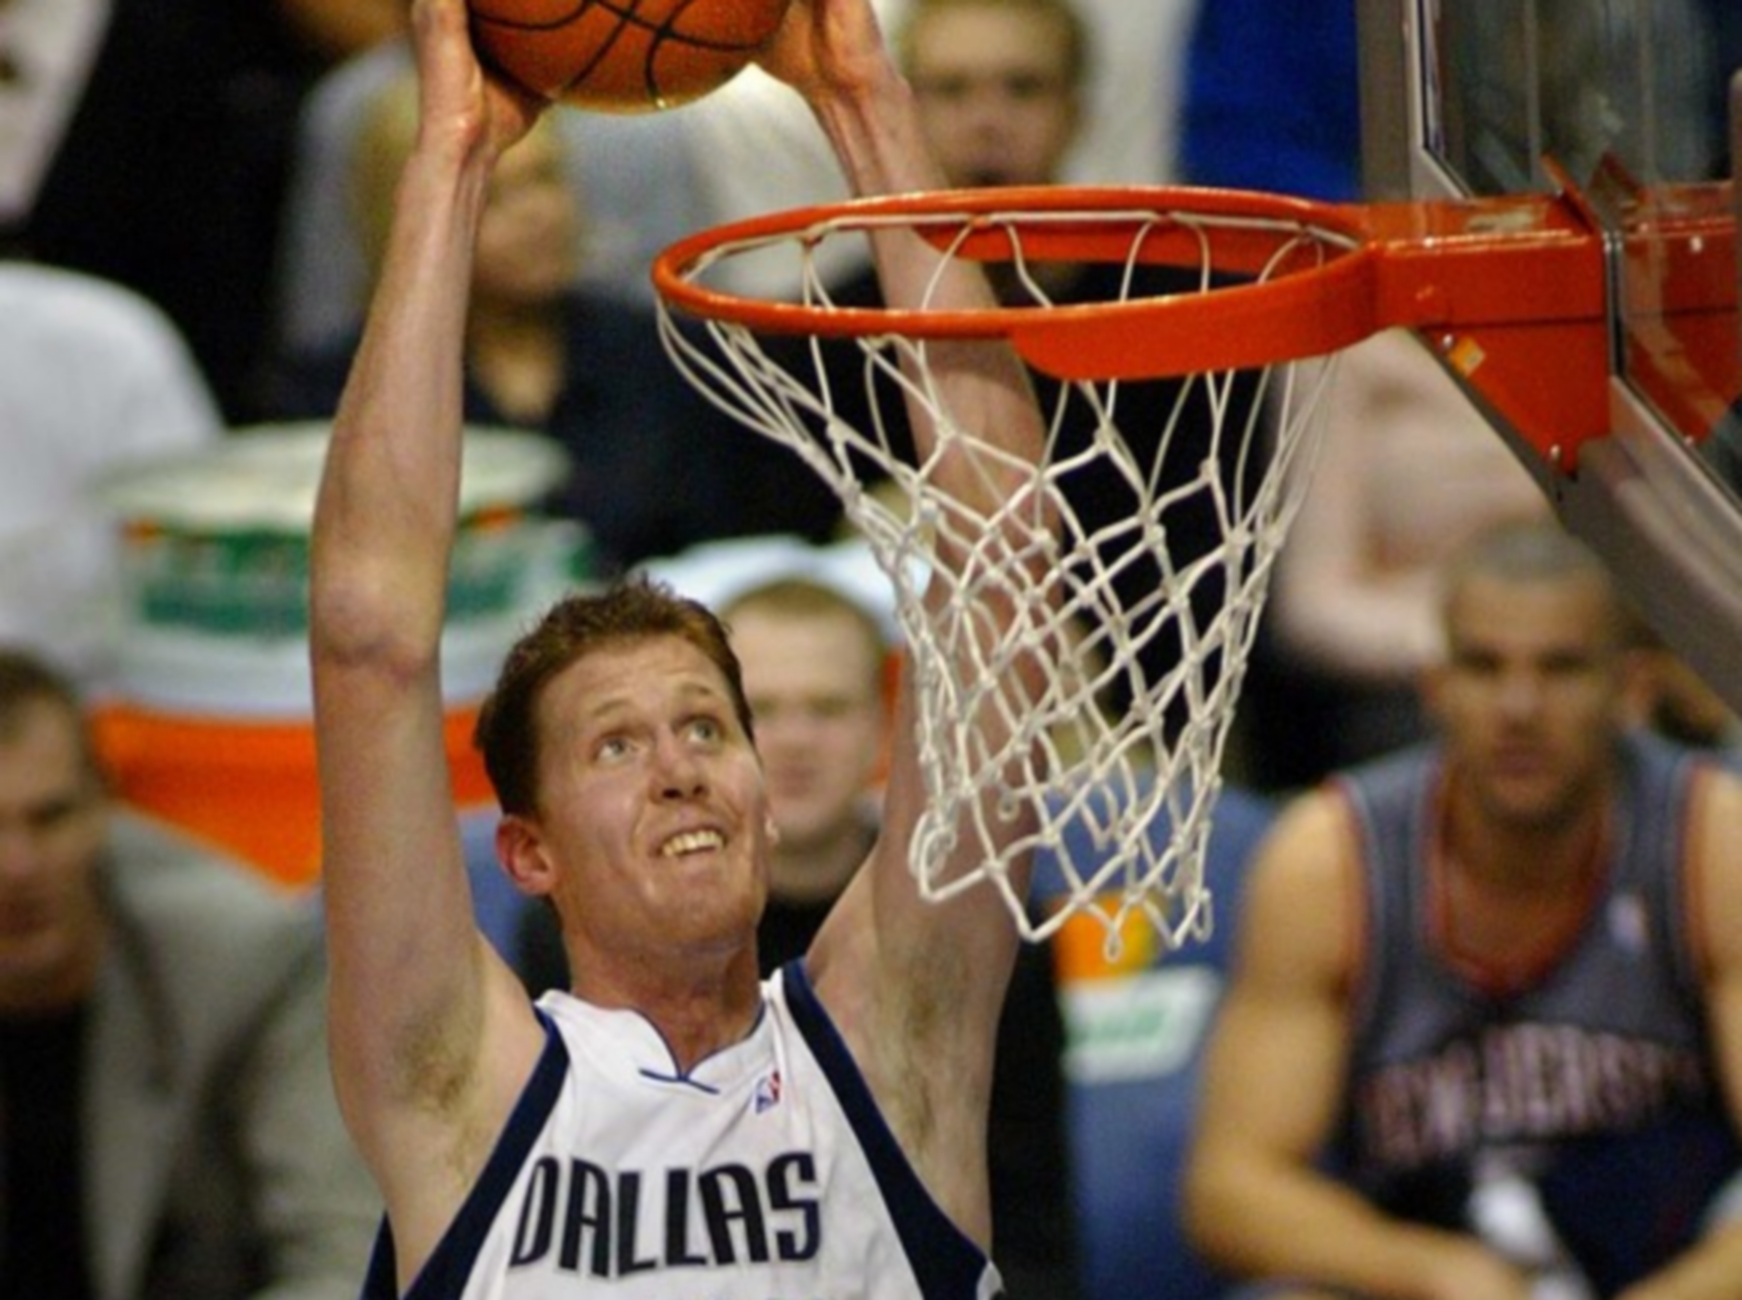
654,185,1378,376
652,183,1616,463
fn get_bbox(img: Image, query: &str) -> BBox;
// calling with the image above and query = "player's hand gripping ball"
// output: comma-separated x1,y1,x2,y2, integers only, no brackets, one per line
469,0,795,113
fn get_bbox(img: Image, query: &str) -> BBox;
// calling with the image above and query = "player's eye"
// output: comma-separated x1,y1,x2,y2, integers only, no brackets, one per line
1004,73,1064,103
18,793,91,837
912,74,970,103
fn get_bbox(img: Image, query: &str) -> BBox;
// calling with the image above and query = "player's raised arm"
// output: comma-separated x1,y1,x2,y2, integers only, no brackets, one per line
756,0,1056,1246
758,0,1040,493
307,0,546,1274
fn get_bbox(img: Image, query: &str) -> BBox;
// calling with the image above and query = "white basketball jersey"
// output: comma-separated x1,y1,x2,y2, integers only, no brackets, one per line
361,963,1003,1298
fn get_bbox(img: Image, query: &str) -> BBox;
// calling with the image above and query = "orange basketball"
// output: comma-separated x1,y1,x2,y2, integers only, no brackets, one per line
469,0,793,113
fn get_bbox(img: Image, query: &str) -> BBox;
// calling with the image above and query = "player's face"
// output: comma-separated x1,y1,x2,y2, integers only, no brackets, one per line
1426,573,1629,832
730,608,886,861
529,638,773,961
0,701,108,1012
474,124,581,307
907,3,1080,188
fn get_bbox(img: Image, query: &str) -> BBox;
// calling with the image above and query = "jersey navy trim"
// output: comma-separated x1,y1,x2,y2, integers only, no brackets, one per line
778,960,1001,1298
359,1008,572,1299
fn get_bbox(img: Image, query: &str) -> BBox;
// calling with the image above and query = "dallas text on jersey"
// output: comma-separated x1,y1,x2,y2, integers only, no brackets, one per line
509,1152,823,1278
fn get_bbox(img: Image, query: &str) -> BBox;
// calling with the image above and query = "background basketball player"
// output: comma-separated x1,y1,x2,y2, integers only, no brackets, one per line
1184,520,1742,1300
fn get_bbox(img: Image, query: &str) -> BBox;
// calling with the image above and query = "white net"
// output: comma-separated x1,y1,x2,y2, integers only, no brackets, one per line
656,197,1350,951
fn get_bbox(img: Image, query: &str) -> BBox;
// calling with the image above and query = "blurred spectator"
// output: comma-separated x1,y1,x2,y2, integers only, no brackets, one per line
682,0,1192,295
1176,0,1361,201
0,262,222,688
272,34,704,352
0,645,380,1298
272,0,1194,328
722,577,892,944
265,72,741,571
0,0,405,421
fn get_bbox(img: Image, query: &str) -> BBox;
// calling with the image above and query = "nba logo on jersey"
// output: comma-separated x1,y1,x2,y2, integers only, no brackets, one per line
754,1071,783,1114
1606,892,1650,955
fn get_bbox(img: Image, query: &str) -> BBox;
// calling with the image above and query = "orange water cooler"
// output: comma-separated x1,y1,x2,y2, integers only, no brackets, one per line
91,424,577,890
93,700,495,890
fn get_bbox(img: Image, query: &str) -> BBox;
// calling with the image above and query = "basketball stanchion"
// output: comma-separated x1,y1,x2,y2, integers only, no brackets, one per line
650,180,1729,948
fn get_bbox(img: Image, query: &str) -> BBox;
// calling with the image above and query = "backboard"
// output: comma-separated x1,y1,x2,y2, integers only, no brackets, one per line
1358,0,1742,718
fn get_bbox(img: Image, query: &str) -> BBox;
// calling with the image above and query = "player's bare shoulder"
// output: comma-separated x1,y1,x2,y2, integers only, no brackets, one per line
1236,784,1364,987
1690,760,1742,945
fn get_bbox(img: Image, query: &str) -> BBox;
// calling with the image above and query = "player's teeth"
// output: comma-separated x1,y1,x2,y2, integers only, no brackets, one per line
663,830,723,857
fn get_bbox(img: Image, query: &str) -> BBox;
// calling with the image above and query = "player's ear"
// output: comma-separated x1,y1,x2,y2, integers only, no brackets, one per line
497,814,556,896
1616,645,1655,728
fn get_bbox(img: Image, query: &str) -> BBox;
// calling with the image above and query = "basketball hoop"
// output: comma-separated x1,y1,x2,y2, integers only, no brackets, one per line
651,183,1613,948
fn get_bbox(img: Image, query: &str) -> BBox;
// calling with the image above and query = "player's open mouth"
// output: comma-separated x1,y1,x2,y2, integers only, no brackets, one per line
660,829,725,858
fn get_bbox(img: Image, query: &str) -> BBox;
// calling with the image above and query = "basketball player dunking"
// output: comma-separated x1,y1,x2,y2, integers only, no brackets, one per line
308,0,1052,1297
